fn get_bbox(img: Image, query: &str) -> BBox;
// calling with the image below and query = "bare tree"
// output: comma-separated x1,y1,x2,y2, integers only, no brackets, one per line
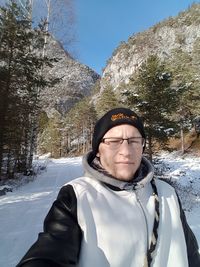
17,0,76,53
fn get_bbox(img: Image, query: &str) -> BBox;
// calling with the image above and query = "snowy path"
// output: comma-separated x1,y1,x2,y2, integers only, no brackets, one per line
0,157,82,267
0,155,199,267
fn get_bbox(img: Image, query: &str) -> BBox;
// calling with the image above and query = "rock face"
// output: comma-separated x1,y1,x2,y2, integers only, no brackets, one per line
41,36,100,117
40,4,200,115
100,4,200,91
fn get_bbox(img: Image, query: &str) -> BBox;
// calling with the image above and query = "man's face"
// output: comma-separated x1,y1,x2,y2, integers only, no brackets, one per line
97,124,144,181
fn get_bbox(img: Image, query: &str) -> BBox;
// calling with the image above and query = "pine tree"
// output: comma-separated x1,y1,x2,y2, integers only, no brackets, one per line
63,98,97,155
166,48,200,153
0,0,56,178
39,113,63,158
96,85,120,118
124,55,179,160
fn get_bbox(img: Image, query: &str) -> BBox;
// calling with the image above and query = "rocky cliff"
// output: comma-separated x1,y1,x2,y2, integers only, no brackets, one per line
100,3,200,91
40,36,100,117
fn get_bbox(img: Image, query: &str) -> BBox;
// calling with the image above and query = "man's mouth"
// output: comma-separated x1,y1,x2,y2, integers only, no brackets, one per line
116,161,134,164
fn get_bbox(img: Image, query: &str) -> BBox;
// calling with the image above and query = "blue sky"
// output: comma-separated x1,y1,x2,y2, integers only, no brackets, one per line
0,0,198,74
75,0,199,74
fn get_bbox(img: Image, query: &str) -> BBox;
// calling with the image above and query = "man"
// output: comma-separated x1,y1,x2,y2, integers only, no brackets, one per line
17,107,200,267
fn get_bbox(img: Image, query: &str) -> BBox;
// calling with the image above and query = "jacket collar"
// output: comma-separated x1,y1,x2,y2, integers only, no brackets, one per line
82,151,154,190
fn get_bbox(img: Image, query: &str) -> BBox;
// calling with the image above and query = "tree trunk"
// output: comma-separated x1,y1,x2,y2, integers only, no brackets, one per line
180,126,185,154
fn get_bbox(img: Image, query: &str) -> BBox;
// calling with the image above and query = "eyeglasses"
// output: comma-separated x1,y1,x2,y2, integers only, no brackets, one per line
101,137,145,149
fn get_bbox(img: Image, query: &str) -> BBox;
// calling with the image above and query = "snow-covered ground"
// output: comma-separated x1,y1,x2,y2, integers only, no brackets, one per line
0,153,199,267
154,152,200,245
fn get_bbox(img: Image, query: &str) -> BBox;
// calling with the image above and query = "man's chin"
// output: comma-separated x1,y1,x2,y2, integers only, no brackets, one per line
114,167,137,181
115,173,134,181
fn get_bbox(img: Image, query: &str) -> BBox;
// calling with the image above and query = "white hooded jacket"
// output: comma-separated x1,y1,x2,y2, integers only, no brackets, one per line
17,152,200,267
70,154,188,267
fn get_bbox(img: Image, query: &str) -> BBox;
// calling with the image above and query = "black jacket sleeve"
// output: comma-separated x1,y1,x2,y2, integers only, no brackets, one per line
178,196,200,267
16,185,82,267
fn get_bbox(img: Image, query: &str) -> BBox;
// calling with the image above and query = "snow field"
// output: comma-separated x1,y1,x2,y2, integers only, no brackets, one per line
0,154,199,267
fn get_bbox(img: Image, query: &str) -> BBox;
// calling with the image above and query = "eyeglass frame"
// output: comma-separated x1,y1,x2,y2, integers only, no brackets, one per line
101,137,145,149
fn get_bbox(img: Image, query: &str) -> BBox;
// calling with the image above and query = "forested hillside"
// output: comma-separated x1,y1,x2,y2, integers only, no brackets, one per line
58,3,200,159
94,3,200,159
0,1,200,182
0,0,99,180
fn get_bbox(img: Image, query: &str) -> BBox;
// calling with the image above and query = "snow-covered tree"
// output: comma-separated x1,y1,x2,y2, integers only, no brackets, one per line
64,99,97,155
96,85,120,118
16,0,76,54
0,0,56,178
123,55,179,160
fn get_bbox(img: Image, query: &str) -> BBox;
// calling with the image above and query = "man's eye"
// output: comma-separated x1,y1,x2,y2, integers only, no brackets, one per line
129,139,140,144
110,139,121,143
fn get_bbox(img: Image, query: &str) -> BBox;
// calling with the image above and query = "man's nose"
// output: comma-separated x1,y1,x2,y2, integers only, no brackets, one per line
119,139,132,155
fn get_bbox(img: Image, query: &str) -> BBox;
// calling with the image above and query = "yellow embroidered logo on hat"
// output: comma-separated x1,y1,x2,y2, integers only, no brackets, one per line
111,113,137,121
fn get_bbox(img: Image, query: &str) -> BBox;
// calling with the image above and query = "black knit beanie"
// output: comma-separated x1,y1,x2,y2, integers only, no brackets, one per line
92,107,146,156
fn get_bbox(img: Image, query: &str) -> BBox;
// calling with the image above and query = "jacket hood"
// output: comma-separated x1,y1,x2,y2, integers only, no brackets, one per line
82,151,154,190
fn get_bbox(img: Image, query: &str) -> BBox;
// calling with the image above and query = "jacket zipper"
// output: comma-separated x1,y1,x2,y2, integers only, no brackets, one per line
135,190,150,267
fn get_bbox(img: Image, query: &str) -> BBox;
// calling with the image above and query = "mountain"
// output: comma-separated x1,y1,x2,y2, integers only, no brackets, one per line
37,4,200,156
100,3,200,92
40,36,100,117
